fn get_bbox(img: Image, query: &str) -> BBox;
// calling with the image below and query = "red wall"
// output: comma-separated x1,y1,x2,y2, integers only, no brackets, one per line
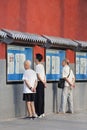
0,44,6,59
64,0,87,41
34,46,45,62
0,0,61,35
0,0,87,39
66,50,75,63
0,0,87,61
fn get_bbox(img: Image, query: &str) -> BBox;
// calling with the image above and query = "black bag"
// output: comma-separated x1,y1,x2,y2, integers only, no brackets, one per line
58,68,71,89
58,78,65,89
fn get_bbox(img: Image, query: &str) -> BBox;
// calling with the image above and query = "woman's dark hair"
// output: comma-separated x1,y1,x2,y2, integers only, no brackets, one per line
36,53,43,62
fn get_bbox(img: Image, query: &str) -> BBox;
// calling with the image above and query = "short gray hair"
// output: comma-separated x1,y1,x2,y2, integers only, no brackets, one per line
24,60,31,66
63,59,70,65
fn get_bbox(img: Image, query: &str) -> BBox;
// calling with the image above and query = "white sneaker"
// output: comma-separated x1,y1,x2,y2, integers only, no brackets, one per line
39,113,45,118
33,114,38,118
42,113,45,117
38,115,43,118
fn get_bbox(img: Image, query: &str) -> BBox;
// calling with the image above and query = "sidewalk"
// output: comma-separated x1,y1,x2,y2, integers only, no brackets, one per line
0,112,87,130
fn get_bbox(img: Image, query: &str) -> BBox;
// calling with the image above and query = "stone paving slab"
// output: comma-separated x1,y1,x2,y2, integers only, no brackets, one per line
47,112,87,122
0,112,87,130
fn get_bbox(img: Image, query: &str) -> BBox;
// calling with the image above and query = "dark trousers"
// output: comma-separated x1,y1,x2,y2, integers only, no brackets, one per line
35,81,44,116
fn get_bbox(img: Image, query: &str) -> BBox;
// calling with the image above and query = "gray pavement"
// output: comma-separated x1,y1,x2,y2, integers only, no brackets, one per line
0,112,87,130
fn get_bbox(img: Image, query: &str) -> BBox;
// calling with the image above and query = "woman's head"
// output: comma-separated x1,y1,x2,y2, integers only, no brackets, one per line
35,53,43,64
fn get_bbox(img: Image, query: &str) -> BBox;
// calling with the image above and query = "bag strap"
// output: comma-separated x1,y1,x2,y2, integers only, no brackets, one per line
67,68,71,78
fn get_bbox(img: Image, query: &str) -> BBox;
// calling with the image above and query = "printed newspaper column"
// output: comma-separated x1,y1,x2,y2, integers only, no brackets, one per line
15,54,25,74
8,53,14,74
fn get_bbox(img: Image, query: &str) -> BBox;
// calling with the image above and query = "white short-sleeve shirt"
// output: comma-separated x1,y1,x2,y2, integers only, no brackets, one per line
22,69,37,93
36,63,46,81
62,65,75,87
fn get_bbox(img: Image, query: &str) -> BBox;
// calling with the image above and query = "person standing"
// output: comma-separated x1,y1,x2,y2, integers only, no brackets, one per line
22,60,37,118
59,59,75,114
35,53,46,118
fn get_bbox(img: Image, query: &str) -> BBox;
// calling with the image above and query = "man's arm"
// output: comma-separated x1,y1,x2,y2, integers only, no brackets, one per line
24,80,32,90
64,77,75,88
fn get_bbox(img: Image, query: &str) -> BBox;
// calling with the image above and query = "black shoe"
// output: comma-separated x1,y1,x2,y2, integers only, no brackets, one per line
66,111,73,114
24,116,33,119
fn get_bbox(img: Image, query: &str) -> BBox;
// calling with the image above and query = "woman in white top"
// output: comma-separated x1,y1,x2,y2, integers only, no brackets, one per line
35,54,46,118
22,60,37,118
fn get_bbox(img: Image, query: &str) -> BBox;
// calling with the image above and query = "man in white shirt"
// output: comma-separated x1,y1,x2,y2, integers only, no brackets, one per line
22,60,37,118
59,59,75,114
35,53,46,118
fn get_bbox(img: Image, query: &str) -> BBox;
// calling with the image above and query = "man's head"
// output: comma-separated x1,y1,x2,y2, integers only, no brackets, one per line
62,59,70,66
24,60,31,70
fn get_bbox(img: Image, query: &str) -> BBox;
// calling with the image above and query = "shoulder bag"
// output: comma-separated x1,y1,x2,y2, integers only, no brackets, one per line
58,69,71,89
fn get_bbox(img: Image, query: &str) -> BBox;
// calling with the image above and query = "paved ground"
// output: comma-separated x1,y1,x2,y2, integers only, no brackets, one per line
0,112,87,130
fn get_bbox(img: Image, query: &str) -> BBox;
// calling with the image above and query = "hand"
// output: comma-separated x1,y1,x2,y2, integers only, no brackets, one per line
32,87,36,92
30,87,33,92
43,81,47,88
72,84,75,88
70,84,75,88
